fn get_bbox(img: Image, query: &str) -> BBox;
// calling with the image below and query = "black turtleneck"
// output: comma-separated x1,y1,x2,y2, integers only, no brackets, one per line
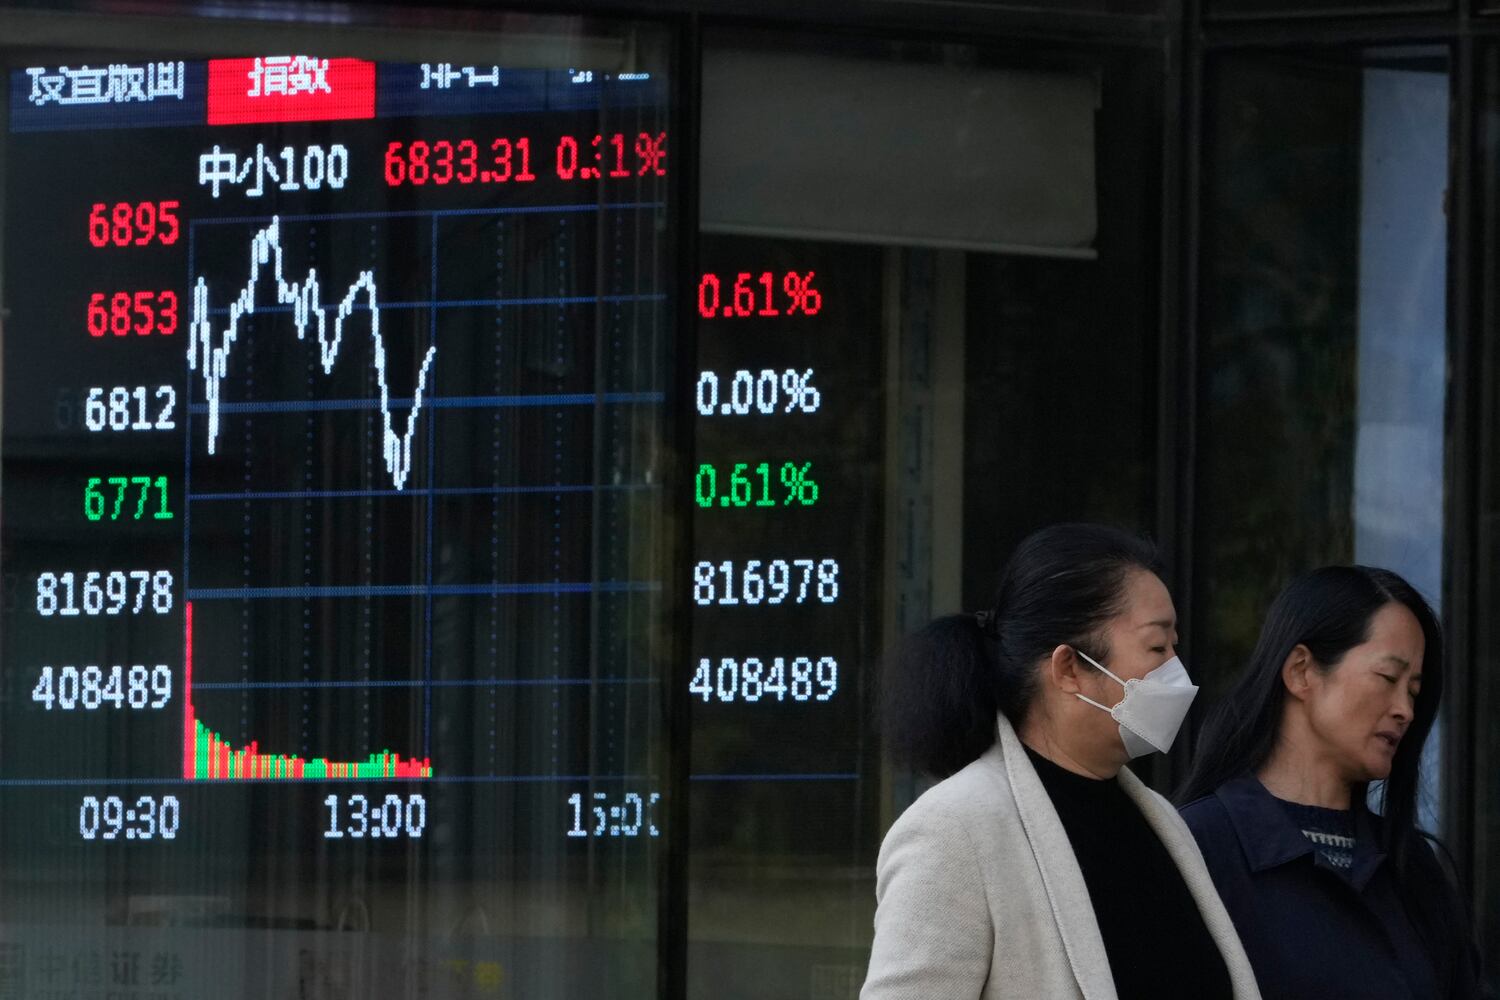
1023,745,1235,1000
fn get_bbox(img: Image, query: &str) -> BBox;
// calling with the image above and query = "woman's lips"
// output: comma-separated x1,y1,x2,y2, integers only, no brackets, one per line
1374,731,1401,751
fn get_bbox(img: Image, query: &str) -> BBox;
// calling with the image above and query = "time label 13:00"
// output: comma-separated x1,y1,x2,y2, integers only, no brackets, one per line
324,794,427,840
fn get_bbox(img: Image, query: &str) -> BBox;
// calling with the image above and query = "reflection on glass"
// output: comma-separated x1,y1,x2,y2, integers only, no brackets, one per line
1351,64,1447,829
1194,49,1448,813
694,33,1161,998
1475,40,1500,1000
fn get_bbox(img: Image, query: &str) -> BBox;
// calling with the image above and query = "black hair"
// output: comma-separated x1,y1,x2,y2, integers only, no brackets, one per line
883,522,1162,779
1175,566,1461,967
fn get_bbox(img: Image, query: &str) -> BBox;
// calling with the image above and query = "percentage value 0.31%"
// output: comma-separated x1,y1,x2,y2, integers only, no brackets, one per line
698,271,821,319
696,462,819,508
697,369,820,416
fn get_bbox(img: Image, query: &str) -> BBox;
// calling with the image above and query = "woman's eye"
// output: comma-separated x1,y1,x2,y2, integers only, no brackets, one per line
1378,674,1398,684
1150,647,1166,655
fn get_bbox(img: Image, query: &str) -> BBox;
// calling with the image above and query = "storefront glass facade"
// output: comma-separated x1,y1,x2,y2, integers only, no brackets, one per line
0,2,1493,997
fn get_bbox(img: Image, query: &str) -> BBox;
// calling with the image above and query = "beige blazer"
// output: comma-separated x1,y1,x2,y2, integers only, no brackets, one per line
861,713,1261,1000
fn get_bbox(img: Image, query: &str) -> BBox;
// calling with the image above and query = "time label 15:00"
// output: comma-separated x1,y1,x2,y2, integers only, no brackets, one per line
36,570,173,616
565,792,660,839
323,793,427,840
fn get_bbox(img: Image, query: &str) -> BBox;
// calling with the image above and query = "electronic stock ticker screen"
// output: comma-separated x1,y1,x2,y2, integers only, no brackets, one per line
0,28,881,998
1,41,674,995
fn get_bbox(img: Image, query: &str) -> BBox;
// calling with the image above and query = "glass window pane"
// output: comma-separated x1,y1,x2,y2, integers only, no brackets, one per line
1194,48,1449,818
0,11,674,995
694,32,1162,997
1472,40,1500,1000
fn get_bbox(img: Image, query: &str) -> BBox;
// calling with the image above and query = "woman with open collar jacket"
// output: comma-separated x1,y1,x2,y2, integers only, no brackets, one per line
1176,567,1482,1000
861,524,1260,1000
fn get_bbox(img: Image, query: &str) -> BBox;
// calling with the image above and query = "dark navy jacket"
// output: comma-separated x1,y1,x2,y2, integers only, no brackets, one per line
1180,776,1481,1000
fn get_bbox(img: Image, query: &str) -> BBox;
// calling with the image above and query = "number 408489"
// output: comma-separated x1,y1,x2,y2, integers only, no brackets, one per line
34,665,172,711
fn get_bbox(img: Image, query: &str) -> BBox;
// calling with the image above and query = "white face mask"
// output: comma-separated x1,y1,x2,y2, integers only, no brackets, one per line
1073,649,1199,759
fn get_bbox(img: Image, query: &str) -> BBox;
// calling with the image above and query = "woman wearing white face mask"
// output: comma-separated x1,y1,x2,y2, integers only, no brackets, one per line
862,523,1260,1000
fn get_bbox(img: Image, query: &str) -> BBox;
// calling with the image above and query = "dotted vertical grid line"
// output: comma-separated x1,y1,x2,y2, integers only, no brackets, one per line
241,290,255,741
302,226,316,750
607,209,625,776
184,222,196,766
490,219,504,774
551,215,566,770
424,214,438,761
364,222,377,744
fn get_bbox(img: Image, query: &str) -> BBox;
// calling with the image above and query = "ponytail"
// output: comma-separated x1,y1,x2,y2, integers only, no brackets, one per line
883,523,1161,779
883,614,1004,780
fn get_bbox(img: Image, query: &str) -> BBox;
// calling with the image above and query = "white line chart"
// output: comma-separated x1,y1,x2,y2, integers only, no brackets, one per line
187,215,437,490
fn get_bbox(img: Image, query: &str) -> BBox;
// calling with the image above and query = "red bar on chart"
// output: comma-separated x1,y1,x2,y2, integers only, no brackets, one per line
182,601,433,781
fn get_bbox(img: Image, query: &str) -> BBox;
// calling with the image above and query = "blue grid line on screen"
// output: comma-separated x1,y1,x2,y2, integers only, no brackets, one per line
191,677,658,689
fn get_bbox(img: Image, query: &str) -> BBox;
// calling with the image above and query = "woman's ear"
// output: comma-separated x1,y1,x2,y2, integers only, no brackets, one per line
1046,644,1087,695
1280,644,1315,702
